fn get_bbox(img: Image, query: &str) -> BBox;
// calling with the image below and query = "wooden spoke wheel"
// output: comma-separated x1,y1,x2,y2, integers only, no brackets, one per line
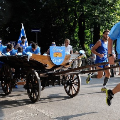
64,74,81,98
26,70,41,103
1,64,13,95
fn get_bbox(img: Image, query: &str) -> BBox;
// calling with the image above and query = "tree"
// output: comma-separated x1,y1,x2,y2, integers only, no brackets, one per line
0,0,120,54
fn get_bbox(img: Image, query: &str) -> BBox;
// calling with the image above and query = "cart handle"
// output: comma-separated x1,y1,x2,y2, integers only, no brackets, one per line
53,59,120,75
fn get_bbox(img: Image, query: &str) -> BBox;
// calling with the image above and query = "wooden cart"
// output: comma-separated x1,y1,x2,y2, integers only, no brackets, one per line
0,53,118,103
0,54,82,103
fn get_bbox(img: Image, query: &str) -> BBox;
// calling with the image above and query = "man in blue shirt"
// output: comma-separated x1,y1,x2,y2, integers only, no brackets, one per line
25,42,41,55
86,30,110,92
15,36,28,51
1,43,15,55
0,44,14,72
106,21,120,106
16,46,26,55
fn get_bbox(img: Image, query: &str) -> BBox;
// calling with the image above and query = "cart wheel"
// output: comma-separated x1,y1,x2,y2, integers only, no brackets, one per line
1,64,13,95
64,74,81,97
26,70,41,103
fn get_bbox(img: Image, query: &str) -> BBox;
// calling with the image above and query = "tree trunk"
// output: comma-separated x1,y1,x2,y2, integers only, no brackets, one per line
93,22,100,44
78,13,85,50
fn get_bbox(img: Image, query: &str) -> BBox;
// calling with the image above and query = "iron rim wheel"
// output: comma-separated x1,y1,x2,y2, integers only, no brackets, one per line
64,74,81,97
26,69,41,103
1,64,13,95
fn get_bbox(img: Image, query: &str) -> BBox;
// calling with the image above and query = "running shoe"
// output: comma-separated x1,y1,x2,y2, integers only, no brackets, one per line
106,89,114,106
86,74,91,84
101,86,107,93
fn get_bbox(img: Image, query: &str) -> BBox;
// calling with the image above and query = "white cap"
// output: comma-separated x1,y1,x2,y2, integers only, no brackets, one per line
79,50,85,54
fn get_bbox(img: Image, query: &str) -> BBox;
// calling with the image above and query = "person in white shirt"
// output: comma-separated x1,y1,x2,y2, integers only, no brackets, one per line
64,38,73,54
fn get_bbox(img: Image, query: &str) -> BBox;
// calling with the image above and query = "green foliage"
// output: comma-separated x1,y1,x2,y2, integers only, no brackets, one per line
84,42,91,57
0,0,120,53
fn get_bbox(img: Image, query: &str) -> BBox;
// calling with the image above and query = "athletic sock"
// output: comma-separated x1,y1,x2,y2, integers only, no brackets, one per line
103,77,109,86
108,89,114,95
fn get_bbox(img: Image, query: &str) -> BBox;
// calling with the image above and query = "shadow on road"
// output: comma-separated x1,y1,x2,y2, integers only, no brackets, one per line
41,93,70,103
55,112,97,120
0,87,32,108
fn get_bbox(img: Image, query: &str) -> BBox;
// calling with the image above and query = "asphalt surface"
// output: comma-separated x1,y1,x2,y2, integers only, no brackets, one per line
0,73,120,120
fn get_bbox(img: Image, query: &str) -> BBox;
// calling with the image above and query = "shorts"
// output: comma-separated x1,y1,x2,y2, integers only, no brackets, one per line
95,59,109,68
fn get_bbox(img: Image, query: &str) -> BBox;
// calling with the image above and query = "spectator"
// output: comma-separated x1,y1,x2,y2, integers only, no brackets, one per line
89,46,96,73
72,50,86,68
1,43,14,55
15,36,28,50
29,41,34,46
25,42,41,55
46,42,56,55
16,46,26,55
64,38,73,54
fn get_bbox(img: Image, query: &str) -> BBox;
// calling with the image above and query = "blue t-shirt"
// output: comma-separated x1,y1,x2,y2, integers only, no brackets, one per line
96,39,108,61
1,46,10,55
1,47,17,55
109,21,120,54
0,44,5,52
18,40,28,50
25,46,41,54
17,50,26,55
10,49,18,55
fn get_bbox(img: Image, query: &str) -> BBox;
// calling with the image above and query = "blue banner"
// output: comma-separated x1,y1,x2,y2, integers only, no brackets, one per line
50,46,65,65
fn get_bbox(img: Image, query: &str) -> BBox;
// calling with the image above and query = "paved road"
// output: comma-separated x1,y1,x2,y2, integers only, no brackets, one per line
0,74,120,120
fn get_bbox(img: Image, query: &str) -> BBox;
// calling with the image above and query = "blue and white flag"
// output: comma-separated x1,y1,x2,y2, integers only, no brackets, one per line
18,23,27,40
18,23,28,49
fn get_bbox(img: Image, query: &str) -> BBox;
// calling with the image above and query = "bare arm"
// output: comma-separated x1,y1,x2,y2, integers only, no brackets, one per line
14,43,20,50
91,40,104,58
46,49,50,55
70,50,73,54
108,37,114,65
108,37,113,54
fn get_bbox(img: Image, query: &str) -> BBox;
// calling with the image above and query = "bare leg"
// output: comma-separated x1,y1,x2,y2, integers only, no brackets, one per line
104,66,110,78
89,66,103,79
112,83,120,94
96,66,103,79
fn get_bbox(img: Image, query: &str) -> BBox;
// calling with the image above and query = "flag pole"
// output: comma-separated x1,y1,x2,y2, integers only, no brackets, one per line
21,23,24,29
